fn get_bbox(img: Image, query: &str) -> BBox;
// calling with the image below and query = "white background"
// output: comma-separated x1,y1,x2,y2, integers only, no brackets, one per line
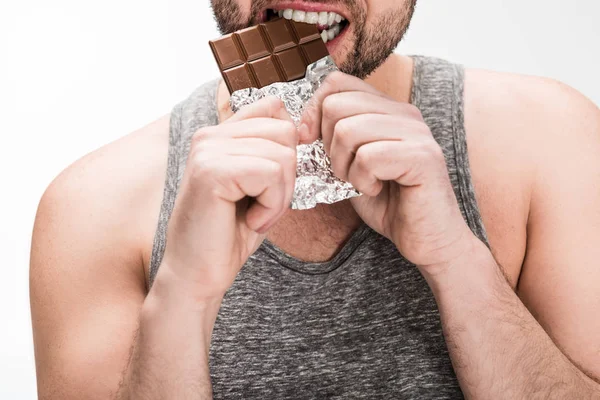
1,0,598,397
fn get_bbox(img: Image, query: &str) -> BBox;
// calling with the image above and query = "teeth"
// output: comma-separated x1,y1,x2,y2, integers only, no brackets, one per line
292,10,306,22
327,12,336,26
276,8,345,43
321,23,343,43
318,11,328,25
305,11,319,24
277,9,345,27
327,28,335,41
320,30,328,43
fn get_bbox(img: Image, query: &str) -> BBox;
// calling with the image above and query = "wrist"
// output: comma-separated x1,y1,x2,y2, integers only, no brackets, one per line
153,262,225,308
145,264,223,338
419,234,500,298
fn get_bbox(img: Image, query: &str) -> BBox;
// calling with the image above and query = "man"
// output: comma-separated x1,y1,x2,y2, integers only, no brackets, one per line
30,0,600,398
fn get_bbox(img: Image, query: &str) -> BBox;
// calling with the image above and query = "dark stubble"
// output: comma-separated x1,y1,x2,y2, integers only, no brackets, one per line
211,0,417,79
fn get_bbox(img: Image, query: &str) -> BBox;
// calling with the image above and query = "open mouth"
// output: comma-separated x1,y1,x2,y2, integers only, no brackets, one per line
265,8,350,43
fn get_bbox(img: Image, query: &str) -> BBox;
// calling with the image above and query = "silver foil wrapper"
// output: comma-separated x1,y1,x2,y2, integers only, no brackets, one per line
230,56,361,210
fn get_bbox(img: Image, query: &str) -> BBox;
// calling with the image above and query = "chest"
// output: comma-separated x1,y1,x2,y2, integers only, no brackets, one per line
208,237,464,399
266,201,364,263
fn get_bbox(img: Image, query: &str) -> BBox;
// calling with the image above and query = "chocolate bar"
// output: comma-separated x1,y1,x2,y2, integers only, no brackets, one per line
210,18,330,93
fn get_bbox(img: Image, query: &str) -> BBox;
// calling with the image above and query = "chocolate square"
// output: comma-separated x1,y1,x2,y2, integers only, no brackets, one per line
210,34,245,69
275,47,308,82
250,56,283,87
301,40,330,65
223,64,257,91
236,26,270,61
291,21,321,44
261,18,296,52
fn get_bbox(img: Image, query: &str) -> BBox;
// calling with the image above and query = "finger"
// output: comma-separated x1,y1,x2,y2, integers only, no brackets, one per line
209,155,288,232
321,91,423,152
347,140,445,196
199,142,295,232
212,137,297,168
346,142,386,197
219,138,297,218
242,158,290,233
196,118,299,149
224,96,294,124
329,114,425,181
300,71,389,143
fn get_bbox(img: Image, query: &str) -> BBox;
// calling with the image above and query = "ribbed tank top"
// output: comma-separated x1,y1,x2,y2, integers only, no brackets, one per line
149,56,488,399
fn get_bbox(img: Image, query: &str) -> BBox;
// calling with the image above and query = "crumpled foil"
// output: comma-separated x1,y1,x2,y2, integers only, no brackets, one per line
230,56,361,210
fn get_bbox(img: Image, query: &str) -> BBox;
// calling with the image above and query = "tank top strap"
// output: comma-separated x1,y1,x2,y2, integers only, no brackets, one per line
411,56,489,246
149,80,220,287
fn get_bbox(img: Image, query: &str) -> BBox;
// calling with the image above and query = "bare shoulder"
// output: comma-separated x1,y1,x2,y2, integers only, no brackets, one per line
34,114,171,281
31,115,171,397
462,68,600,283
464,68,599,188
465,68,599,135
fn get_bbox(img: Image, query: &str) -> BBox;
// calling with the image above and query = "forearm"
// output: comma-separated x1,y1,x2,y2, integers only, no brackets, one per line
116,266,220,400
424,238,599,399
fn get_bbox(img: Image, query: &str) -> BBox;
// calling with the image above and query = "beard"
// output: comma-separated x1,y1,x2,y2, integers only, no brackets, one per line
211,0,417,79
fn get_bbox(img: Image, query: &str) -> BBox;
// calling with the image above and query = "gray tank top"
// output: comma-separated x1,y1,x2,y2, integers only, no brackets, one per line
149,56,488,399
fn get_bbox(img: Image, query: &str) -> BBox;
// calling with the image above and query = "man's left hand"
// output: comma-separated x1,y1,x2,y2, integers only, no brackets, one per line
301,71,480,274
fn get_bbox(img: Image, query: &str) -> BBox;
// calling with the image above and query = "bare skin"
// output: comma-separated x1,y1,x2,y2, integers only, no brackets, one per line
30,0,600,395
30,51,600,399
30,0,600,394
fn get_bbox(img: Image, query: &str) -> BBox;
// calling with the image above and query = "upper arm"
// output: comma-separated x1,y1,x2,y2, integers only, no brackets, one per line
516,80,600,380
30,117,169,399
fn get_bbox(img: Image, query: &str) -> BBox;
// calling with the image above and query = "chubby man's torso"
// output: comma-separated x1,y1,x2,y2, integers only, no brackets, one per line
32,54,600,398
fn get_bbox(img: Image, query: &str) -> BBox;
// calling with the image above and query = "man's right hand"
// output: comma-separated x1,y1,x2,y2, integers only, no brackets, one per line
160,96,298,302
30,97,298,399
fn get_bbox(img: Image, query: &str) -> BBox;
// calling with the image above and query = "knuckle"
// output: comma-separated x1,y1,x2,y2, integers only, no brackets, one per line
364,181,382,197
189,137,213,161
286,158,298,176
191,151,212,172
404,104,424,120
276,146,297,173
322,96,337,120
190,147,208,167
269,162,285,181
354,147,371,170
279,121,299,146
192,127,212,144
282,120,297,136
415,123,433,137
282,147,297,165
420,139,445,161
265,96,284,112
188,155,217,186
334,118,353,141
324,71,344,88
